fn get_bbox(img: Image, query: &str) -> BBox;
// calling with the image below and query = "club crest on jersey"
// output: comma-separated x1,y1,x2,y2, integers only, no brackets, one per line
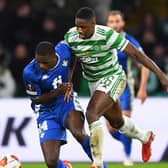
82,51,90,56
62,60,68,66
26,84,35,91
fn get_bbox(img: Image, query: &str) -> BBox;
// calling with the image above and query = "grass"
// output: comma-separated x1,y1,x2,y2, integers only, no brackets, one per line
22,162,168,168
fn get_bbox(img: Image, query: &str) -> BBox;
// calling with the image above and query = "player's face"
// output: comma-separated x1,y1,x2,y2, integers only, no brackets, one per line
107,14,125,33
36,54,57,72
75,18,95,39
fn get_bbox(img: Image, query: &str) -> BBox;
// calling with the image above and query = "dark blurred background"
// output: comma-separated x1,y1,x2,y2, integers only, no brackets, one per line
0,0,168,97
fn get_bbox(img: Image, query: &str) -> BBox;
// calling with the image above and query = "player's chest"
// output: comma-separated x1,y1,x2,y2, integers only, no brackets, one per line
71,43,107,58
40,69,67,91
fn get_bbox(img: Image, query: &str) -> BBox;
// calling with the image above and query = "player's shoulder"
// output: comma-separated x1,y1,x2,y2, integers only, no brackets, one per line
125,33,141,48
95,25,118,42
65,27,78,41
66,27,78,34
55,40,71,52
23,59,35,74
23,59,39,80
95,25,112,36
55,40,71,60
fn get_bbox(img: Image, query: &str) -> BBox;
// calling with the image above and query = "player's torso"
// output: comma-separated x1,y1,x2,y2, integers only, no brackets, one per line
30,54,70,110
34,58,69,95
117,33,141,98
66,25,122,81
67,25,114,58
117,33,132,74
117,50,128,73
39,61,69,93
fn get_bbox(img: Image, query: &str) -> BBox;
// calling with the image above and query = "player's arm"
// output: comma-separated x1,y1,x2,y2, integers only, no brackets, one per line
128,37,150,103
31,83,72,104
23,68,72,104
55,40,74,101
123,42,168,91
137,66,149,103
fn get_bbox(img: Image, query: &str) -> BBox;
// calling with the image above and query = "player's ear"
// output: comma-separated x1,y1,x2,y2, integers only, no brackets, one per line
122,20,126,27
91,17,96,26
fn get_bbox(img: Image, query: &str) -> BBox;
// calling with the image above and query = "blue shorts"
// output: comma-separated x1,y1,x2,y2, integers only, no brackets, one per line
37,93,83,144
119,82,132,111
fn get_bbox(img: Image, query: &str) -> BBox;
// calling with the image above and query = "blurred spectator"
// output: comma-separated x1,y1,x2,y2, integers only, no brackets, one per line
9,43,31,97
137,12,162,56
140,30,157,56
0,44,15,97
88,0,111,24
153,43,166,72
37,15,62,44
147,72,159,95
0,0,14,48
152,43,166,93
11,1,38,51
139,12,162,37
165,56,168,75
162,17,168,44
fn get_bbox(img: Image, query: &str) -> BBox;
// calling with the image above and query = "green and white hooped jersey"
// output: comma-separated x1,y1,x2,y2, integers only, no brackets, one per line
65,25,129,81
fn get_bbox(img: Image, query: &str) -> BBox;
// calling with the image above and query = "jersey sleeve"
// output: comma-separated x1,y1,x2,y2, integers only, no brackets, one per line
106,29,129,51
64,32,69,46
22,68,41,99
55,40,72,60
126,34,144,67
126,34,144,53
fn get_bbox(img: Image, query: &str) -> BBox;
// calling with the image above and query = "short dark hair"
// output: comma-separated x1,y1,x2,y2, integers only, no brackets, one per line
108,10,125,20
75,7,95,20
35,41,55,56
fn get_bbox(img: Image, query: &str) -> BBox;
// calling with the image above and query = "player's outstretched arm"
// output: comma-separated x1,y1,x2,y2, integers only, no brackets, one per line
123,42,168,91
137,66,149,103
31,83,72,104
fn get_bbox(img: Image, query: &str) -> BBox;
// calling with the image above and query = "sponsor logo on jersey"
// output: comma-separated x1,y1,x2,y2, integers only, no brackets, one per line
82,51,90,56
26,84,35,91
42,75,49,80
26,84,38,96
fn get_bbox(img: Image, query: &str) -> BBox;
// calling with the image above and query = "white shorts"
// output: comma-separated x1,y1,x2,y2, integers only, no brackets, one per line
88,72,126,102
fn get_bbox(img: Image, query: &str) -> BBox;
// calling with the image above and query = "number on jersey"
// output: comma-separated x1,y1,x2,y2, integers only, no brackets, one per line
52,75,62,89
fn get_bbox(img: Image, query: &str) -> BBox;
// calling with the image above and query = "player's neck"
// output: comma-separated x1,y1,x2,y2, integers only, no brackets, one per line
47,56,59,72
120,30,125,35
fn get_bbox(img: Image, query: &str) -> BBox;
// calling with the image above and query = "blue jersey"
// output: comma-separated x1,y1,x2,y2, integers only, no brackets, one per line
118,33,143,111
117,33,143,74
23,41,71,112
23,41,83,144
23,42,71,117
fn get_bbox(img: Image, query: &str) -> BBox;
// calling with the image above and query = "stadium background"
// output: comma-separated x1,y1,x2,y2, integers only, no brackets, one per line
0,0,168,167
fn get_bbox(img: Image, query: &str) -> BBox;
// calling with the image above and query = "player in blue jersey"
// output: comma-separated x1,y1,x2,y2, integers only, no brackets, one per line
106,10,149,166
23,41,107,168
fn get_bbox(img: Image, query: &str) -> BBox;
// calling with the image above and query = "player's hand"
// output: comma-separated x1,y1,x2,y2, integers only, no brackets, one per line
137,88,147,104
57,83,69,94
159,74,168,92
57,83,73,102
64,82,73,102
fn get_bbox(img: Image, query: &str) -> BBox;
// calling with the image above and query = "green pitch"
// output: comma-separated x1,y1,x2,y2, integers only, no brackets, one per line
22,162,168,168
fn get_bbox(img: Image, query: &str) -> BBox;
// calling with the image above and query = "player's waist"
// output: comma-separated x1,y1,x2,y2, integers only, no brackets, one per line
31,92,77,111
83,67,124,82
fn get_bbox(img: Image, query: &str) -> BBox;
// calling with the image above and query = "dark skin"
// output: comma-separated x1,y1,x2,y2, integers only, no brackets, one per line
34,53,88,168
75,17,168,126
41,110,86,168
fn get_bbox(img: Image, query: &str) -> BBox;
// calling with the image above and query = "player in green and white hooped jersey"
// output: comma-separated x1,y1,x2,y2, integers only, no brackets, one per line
64,7,168,168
